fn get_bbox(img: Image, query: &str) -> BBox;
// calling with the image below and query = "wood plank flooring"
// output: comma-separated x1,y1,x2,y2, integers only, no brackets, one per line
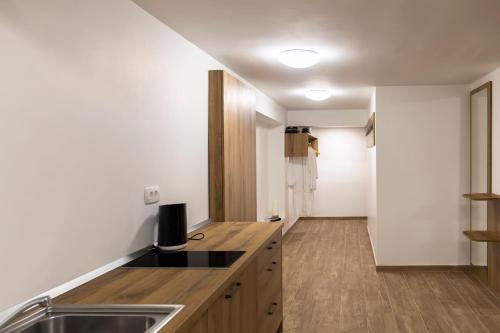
282,219,500,333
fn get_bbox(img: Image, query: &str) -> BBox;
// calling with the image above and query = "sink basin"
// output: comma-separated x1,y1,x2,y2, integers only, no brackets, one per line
1,304,184,333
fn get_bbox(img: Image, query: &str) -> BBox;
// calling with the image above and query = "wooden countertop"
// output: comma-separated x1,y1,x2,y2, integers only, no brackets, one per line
55,222,283,333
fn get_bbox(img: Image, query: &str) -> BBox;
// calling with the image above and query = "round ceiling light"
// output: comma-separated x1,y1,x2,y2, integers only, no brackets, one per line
279,49,320,68
305,89,332,101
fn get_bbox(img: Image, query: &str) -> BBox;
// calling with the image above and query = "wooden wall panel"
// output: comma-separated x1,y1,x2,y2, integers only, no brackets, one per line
209,70,256,222
208,71,225,222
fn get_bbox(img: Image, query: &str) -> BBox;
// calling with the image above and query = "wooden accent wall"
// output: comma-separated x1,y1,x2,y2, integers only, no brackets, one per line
209,70,257,222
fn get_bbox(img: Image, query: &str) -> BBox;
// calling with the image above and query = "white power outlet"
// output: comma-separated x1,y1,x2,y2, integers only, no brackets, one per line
144,186,160,205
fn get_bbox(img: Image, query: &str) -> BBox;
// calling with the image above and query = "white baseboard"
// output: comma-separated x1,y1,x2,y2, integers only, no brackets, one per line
366,222,378,266
283,216,299,235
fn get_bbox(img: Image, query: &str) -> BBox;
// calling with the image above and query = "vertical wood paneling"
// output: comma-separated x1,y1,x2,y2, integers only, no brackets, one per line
208,71,225,222
209,70,256,222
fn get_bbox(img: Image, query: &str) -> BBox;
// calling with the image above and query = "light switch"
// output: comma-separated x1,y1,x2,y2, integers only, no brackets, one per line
144,186,160,205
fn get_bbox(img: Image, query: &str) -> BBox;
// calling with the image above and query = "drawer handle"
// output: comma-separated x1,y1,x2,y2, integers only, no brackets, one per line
267,240,277,249
267,302,278,315
224,282,241,299
272,261,277,265
267,268,273,272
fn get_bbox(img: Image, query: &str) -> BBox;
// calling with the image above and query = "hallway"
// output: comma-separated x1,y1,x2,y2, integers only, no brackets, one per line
282,219,500,333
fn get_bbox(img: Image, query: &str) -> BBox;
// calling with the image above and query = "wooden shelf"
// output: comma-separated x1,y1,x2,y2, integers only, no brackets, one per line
463,230,500,242
306,134,317,142
285,133,318,157
462,193,500,201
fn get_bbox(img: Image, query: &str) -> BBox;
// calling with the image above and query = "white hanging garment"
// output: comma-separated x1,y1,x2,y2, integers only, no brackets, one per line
286,148,319,218
286,157,297,222
286,157,296,187
287,157,306,216
302,147,319,216
308,147,318,191
299,156,309,216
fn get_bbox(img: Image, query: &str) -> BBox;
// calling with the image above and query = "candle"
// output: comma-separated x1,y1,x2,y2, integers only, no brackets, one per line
272,200,279,217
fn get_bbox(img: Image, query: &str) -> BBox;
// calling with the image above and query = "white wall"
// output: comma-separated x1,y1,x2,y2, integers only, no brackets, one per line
256,113,286,222
257,97,287,125
288,109,368,127
267,126,287,221
375,85,469,265
311,128,367,217
470,67,500,193
0,0,284,312
469,66,500,266
366,90,378,260
256,124,270,221
285,109,369,222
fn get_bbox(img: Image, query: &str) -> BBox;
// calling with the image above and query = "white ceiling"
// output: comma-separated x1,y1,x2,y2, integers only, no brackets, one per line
133,0,500,110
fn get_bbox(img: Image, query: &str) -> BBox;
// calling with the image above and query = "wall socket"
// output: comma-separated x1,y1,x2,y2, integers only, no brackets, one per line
144,186,160,205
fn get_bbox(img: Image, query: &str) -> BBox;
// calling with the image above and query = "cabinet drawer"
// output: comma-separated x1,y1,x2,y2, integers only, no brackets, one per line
257,250,282,315
208,262,257,333
257,289,283,333
180,311,208,333
257,232,282,273
257,249,281,291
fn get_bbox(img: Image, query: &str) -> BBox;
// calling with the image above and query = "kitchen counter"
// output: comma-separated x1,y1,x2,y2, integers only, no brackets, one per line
55,222,283,333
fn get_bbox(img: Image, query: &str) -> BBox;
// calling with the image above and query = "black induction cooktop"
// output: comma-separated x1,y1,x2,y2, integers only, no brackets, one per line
122,249,245,269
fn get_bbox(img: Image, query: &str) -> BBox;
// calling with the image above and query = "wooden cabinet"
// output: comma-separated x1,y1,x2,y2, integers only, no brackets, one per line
207,294,232,333
285,133,318,157
204,231,283,333
54,222,283,333
238,261,258,333
208,261,257,333
256,231,283,333
180,312,208,333
208,70,257,222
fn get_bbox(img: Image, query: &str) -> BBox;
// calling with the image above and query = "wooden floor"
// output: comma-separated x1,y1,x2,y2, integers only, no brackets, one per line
282,219,500,333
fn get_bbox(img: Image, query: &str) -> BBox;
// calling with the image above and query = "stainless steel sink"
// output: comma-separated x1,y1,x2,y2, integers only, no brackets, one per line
0,297,183,333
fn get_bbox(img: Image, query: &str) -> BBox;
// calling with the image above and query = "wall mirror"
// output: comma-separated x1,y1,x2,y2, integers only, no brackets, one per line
470,81,492,279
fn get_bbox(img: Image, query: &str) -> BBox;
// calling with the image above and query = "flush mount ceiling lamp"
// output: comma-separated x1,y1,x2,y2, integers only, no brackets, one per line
279,49,320,68
305,89,332,101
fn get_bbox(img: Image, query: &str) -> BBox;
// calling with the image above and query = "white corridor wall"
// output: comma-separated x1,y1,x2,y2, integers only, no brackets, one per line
0,0,285,312
256,113,286,222
375,85,469,266
311,128,368,217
